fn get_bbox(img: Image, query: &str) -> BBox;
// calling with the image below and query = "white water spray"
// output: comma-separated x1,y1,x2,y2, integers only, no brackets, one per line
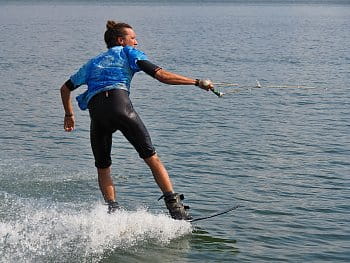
0,194,192,262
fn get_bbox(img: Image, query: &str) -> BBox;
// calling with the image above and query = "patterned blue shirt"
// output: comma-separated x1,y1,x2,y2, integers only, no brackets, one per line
69,46,148,110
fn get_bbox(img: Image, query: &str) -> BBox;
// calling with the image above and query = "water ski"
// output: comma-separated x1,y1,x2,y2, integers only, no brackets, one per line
187,205,241,223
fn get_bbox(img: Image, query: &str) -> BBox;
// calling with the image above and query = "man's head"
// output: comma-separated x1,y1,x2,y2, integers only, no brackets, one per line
104,20,138,48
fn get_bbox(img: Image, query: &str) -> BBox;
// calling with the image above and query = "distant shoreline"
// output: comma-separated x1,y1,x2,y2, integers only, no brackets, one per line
1,0,349,6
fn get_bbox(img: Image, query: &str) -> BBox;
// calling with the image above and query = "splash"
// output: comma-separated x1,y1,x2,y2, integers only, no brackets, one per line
0,194,192,262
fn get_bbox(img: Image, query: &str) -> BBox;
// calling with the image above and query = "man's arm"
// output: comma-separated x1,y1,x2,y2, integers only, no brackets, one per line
136,60,213,90
154,69,197,86
60,83,75,132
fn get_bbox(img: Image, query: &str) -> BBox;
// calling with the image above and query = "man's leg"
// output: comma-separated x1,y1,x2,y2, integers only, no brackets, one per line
98,154,172,201
97,166,115,202
98,166,119,213
144,154,174,194
144,154,191,220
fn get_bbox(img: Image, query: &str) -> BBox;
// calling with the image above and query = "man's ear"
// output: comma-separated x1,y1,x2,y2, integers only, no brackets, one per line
116,36,124,45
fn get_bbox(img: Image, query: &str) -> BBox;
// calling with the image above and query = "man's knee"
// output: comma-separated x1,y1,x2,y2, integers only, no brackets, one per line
142,151,157,160
95,159,112,169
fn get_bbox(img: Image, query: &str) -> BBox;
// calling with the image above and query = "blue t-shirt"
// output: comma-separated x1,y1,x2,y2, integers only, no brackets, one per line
70,46,148,110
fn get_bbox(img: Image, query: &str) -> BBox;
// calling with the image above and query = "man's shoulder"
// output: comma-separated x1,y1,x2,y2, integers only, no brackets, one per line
123,46,145,56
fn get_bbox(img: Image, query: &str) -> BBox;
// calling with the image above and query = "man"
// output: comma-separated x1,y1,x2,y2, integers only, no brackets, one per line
60,20,213,220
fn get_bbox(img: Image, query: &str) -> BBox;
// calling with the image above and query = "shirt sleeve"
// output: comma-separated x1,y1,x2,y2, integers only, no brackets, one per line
137,60,162,78
69,61,91,89
123,46,148,72
64,79,76,91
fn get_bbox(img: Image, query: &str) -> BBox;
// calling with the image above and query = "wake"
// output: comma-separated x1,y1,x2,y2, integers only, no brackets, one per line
0,194,192,262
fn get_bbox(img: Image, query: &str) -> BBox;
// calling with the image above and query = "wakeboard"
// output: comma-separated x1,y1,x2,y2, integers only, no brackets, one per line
187,205,241,223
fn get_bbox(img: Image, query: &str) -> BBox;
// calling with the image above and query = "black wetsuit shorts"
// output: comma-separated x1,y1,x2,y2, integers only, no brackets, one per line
88,89,156,168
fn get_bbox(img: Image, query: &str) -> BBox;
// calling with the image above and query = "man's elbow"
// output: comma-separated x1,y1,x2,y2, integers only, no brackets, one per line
154,69,170,84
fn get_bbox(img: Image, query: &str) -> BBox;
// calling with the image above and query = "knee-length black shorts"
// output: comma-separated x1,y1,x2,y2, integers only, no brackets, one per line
88,89,156,168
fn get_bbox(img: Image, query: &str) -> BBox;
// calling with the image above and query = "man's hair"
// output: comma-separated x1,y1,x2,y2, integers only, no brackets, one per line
104,20,133,48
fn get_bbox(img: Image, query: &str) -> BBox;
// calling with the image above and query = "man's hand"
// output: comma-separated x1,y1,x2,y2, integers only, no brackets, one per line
64,115,75,132
198,79,214,91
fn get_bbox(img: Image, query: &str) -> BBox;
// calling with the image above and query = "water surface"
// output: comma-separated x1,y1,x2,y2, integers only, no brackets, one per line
0,1,349,262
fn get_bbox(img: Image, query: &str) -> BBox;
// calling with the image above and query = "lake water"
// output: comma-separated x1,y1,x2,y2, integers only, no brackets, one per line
0,1,349,262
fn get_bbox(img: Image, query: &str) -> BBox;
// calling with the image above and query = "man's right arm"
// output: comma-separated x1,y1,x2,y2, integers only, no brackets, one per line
137,60,212,90
60,83,75,132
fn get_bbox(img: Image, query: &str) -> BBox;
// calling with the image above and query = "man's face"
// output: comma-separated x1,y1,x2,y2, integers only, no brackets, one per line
119,28,138,48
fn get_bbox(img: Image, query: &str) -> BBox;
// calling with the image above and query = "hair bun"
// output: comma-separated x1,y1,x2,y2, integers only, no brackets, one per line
106,20,117,30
